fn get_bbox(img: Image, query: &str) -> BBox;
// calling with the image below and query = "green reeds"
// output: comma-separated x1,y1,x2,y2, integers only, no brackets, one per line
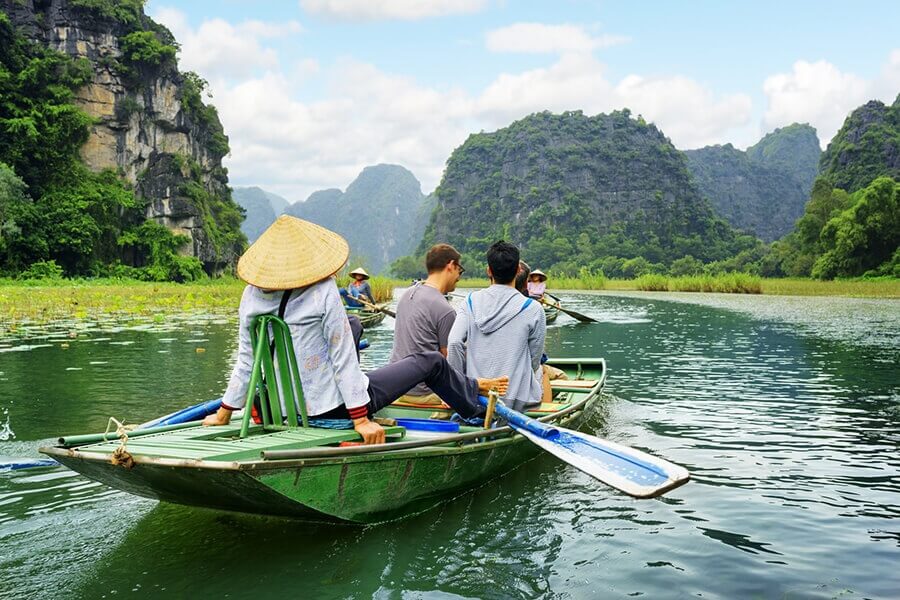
633,274,669,291
545,269,607,290
633,273,763,293
334,276,401,303
758,277,900,297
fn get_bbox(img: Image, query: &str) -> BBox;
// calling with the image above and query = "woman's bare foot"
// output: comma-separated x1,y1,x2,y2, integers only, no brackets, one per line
477,376,509,396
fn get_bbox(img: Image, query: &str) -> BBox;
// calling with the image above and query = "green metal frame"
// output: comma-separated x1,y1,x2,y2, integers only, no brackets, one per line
239,315,309,438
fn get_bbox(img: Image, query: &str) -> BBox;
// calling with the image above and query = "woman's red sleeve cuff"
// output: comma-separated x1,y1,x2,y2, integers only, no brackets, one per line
347,405,369,420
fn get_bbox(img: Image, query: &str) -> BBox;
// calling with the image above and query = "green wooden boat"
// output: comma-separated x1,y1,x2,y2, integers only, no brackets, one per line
40,315,607,523
346,306,386,328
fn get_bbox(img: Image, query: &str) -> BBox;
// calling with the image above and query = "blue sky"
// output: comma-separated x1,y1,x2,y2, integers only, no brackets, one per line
146,0,900,202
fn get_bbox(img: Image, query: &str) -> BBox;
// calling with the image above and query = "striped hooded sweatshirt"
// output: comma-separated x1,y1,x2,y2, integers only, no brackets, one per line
447,284,546,412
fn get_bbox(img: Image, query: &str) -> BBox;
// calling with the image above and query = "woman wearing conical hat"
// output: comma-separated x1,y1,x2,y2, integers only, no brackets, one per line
340,267,373,308
202,216,508,444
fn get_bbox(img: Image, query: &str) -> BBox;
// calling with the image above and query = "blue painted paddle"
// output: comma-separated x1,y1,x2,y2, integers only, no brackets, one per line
139,397,224,429
478,396,690,498
0,458,59,471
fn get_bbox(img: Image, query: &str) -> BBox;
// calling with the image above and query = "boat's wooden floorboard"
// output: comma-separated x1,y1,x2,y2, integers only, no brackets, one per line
75,425,406,461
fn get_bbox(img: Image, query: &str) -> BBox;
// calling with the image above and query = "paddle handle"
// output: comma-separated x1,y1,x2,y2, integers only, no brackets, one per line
477,396,559,439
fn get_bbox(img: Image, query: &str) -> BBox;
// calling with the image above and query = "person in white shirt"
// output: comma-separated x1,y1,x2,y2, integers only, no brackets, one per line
202,216,507,444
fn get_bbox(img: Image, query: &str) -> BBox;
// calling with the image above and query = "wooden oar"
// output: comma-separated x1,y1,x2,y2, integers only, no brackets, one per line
357,297,396,318
478,396,690,498
541,293,597,323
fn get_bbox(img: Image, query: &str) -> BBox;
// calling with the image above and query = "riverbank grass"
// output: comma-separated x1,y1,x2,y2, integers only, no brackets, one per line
630,273,763,293
1,274,896,329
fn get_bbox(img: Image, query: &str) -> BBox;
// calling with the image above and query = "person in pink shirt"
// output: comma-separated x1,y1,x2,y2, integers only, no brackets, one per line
526,269,547,299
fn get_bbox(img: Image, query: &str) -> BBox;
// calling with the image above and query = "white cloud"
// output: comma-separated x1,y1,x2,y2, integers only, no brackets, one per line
299,0,487,21
152,7,302,80
155,15,898,202
486,23,629,55
762,60,868,147
215,49,754,201
206,50,756,199
616,75,754,149
762,51,900,147
476,54,753,148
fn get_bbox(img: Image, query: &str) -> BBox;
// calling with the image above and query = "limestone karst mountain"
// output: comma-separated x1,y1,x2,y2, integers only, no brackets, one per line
0,0,244,276
284,165,435,273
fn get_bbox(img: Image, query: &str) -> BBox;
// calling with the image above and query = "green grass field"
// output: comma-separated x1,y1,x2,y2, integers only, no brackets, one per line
1,275,896,328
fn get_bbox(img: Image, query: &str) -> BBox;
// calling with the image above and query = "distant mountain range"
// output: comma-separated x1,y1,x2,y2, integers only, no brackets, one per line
232,187,291,242
235,164,435,273
684,124,821,242
418,109,757,273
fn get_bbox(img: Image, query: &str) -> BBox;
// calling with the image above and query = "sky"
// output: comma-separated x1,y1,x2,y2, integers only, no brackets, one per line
146,0,900,203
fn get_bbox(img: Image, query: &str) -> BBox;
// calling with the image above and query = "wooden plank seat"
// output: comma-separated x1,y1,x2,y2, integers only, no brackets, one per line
75,424,406,462
387,398,571,415
550,378,598,389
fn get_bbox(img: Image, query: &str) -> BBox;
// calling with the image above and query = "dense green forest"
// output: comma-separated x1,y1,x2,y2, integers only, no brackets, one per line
762,96,900,278
398,110,761,279
0,2,244,281
394,103,898,281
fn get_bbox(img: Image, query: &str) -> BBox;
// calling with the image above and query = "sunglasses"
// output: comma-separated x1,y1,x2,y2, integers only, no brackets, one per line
454,261,466,275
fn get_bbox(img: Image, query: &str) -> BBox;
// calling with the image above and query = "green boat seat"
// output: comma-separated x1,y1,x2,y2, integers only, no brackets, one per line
239,314,310,438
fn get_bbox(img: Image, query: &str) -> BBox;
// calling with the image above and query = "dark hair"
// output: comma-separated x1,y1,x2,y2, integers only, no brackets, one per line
425,243,461,273
515,260,531,295
486,240,519,284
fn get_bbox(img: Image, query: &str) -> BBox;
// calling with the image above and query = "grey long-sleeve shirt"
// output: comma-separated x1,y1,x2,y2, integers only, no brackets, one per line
221,279,370,416
447,284,546,411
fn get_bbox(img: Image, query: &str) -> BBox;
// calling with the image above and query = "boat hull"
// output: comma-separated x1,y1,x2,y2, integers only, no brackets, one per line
46,401,593,523
544,305,559,323
43,358,605,522
354,309,386,328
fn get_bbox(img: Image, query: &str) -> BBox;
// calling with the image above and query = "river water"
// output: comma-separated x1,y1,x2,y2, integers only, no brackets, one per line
1,291,898,599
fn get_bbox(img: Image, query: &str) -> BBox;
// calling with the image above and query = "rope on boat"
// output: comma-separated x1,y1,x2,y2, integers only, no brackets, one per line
104,417,136,469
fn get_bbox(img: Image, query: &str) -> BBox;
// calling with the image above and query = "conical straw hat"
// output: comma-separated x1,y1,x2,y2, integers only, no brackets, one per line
531,269,547,281
349,267,370,279
237,215,349,290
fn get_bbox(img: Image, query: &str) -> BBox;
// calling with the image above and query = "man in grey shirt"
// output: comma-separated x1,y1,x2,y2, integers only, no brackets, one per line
389,244,464,402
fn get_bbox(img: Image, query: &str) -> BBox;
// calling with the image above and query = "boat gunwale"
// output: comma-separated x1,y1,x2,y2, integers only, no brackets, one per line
40,358,606,472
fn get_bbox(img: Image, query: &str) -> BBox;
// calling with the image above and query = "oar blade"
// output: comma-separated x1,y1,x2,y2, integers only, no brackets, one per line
519,428,690,498
0,458,59,471
562,308,597,323
540,299,597,323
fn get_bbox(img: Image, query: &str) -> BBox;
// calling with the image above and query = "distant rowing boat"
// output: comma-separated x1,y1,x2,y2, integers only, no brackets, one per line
544,303,559,323
345,305,387,328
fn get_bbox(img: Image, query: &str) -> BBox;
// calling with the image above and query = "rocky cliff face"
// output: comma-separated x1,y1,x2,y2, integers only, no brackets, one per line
684,125,820,242
819,96,900,193
1,0,242,269
745,123,821,193
285,165,432,273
